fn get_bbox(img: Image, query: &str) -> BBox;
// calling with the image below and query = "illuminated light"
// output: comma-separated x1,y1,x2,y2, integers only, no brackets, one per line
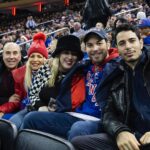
12,7,16,16
38,2,42,12
66,0,69,6
64,0,69,6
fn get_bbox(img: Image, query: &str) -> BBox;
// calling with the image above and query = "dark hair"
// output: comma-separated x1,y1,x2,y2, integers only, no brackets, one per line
114,23,141,44
113,17,128,29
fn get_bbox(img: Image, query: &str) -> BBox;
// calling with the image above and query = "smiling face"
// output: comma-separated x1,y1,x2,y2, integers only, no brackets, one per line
85,34,109,65
59,51,78,73
29,53,45,71
116,30,143,67
3,43,21,70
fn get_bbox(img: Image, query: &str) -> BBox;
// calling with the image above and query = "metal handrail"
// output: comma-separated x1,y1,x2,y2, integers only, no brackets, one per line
115,7,141,16
37,20,54,26
0,27,70,54
0,29,23,37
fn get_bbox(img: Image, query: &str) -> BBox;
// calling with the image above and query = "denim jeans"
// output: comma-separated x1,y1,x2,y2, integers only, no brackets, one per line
21,111,101,139
9,109,28,129
68,120,101,140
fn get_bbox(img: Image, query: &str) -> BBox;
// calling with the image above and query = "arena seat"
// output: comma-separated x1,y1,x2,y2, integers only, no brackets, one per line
15,129,75,150
0,119,18,150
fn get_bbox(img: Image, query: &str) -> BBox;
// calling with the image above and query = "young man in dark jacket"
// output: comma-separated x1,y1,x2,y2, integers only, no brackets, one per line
21,30,119,141
71,24,150,150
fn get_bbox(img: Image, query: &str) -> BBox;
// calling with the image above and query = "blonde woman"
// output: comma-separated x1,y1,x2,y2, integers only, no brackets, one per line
9,32,48,126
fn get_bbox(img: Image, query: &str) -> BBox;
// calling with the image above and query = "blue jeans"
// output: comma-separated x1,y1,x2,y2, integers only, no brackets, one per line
21,111,101,139
9,109,28,129
68,120,100,140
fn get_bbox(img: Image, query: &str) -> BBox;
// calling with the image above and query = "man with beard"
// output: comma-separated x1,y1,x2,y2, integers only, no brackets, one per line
72,24,150,150
21,30,119,141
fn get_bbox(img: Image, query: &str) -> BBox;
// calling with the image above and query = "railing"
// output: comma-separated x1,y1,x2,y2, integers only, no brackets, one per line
0,29,23,37
0,27,70,56
37,20,54,26
115,7,141,16
0,20,54,37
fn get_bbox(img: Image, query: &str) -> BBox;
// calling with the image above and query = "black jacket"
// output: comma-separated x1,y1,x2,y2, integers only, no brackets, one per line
0,60,23,106
102,47,150,138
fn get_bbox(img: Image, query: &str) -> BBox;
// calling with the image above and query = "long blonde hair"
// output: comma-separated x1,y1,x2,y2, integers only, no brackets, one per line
24,56,59,90
47,57,59,87
24,60,32,91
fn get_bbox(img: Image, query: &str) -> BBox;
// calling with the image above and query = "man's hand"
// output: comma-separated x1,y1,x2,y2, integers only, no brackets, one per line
9,94,20,102
48,98,56,112
116,131,140,150
0,112,4,118
140,132,150,145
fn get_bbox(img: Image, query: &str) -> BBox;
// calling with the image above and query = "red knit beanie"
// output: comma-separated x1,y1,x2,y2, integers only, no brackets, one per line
27,32,48,58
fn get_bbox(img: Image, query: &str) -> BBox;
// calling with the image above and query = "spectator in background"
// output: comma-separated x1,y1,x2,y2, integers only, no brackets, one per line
126,13,133,23
26,16,37,29
45,35,52,48
136,8,146,21
72,22,85,38
114,17,128,29
10,32,48,129
47,37,57,55
0,42,22,119
111,17,129,47
138,18,150,46
105,15,117,32
95,22,104,30
0,43,3,51
17,35,30,60
109,15,117,28
68,19,75,33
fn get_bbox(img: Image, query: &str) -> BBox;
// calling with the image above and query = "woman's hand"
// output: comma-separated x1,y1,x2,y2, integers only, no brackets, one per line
9,94,20,102
0,112,4,118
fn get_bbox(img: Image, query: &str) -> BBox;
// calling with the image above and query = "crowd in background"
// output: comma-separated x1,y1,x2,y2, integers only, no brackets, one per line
0,0,150,150
0,0,149,54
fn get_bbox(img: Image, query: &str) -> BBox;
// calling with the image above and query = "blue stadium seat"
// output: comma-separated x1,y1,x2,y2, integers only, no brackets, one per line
0,119,18,150
15,129,75,150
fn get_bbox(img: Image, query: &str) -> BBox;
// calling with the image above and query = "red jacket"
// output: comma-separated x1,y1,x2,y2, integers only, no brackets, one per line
0,66,27,113
12,66,27,100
